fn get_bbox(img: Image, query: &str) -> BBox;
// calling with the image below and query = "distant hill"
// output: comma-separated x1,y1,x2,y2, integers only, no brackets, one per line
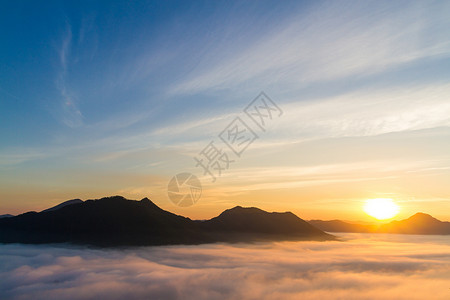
310,212,450,235
378,213,450,235
200,206,332,242
0,214,14,219
0,196,333,246
308,219,376,233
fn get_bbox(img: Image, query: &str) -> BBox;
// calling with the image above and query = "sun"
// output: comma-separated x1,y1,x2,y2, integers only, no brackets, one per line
364,198,399,220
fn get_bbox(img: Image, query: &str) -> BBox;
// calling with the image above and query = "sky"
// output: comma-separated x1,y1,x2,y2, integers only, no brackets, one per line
1,0,450,221
1,234,450,299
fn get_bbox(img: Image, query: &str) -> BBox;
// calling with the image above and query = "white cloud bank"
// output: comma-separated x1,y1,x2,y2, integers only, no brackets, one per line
0,234,449,300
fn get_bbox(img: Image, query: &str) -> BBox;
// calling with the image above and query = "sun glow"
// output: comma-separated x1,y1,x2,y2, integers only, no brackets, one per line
364,198,400,220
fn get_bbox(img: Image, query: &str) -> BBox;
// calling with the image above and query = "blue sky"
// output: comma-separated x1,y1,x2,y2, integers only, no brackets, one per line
1,0,450,220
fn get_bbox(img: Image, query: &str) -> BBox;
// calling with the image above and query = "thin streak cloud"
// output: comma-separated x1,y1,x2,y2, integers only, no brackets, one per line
55,25,83,128
170,1,450,95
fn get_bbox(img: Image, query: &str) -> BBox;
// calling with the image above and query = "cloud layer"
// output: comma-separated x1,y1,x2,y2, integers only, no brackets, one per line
1,234,449,300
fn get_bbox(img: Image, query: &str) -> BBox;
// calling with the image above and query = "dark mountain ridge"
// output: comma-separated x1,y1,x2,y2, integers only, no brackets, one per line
0,196,333,246
205,206,326,236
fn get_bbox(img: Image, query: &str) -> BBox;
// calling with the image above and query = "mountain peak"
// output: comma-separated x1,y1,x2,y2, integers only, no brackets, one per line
99,195,127,202
407,212,440,223
140,197,155,205
227,206,262,212
205,205,331,240
139,197,160,209
217,206,267,218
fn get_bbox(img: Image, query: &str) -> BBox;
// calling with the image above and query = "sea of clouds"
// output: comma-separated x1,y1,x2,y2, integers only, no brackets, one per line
0,233,449,300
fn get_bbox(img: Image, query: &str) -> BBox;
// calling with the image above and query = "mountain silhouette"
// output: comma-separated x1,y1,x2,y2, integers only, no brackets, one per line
0,196,333,246
203,206,329,240
310,212,450,235
0,214,14,219
308,219,376,233
378,213,450,234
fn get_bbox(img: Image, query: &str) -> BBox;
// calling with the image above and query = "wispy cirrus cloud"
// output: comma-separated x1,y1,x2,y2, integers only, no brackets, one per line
55,24,83,128
170,1,450,95
275,83,450,140
128,82,450,155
